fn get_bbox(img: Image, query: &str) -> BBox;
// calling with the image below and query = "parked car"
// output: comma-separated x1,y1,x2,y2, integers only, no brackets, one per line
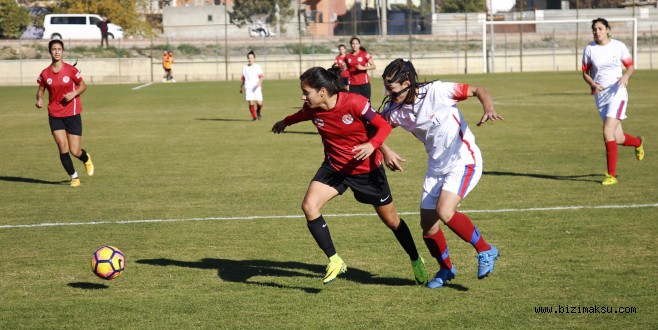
42,14,124,40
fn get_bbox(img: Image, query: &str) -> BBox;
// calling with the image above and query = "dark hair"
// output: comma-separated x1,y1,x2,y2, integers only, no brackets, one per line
300,67,343,96
591,17,610,30
349,37,366,52
48,39,64,52
337,44,345,49
379,58,429,111
247,50,256,58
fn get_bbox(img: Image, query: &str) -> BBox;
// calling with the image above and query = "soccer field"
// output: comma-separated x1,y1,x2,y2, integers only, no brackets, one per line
1,71,656,328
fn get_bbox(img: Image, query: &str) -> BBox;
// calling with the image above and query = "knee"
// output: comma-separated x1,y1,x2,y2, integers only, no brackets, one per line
436,208,455,224
301,200,319,219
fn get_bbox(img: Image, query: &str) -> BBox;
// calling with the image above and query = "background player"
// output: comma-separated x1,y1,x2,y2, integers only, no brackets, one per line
379,59,502,288
240,50,264,121
344,37,375,100
582,17,644,186
271,67,427,285
35,40,94,187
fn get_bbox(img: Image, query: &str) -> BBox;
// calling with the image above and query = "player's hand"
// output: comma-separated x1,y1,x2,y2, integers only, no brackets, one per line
352,142,375,161
381,147,406,172
271,120,287,134
618,76,630,88
239,88,243,94
477,109,503,126
63,91,76,102
592,83,604,93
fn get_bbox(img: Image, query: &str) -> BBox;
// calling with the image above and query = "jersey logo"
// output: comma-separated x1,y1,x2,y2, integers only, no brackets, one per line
358,56,363,62
63,76,70,83
429,113,441,126
46,78,52,85
342,114,354,125
313,118,325,127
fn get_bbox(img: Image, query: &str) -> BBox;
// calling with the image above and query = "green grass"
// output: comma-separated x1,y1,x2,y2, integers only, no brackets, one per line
1,71,657,329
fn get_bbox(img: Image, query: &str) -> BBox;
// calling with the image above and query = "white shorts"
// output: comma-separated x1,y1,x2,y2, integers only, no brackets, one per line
420,163,482,210
595,84,628,121
244,86,263,102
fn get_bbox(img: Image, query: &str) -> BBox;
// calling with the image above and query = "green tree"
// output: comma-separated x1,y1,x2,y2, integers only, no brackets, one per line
440,0,486,13
0,0,31,38
230,0,294,28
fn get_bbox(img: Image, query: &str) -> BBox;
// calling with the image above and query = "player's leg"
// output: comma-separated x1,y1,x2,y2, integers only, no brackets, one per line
246,100,257,121
440,164,498,279
602,116,622,184
303,164,346,284
256,100,263,120
65,115,93,176
52,129,78,186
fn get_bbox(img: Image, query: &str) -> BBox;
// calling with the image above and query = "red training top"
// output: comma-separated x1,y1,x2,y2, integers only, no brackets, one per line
334,54,350,79
37,62,83,118
345,50,372,86
284,92,391,175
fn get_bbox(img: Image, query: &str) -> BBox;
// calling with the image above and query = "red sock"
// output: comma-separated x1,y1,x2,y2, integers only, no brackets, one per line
622,134,640,147
446,211,490,253
248,104,257,119
423,229,453,270
605,140,618,177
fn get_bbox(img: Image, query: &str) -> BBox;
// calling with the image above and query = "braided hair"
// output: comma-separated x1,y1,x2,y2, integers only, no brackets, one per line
378,58,430,112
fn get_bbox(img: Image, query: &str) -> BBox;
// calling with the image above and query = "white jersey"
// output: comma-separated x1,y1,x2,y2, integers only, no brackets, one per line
241,63,263,89
382,81,482,174
582,39,632,90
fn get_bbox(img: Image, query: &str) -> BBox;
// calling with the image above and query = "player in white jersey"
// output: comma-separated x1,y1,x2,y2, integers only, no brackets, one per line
239,51,264,121
378,59,503,288
582,18,644,186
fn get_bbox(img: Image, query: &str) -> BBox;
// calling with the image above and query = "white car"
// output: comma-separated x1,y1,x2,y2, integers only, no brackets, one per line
43,14,124,40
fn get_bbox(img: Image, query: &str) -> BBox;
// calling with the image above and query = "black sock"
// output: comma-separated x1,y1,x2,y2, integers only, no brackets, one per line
59,153,76,176
77,149,89,163
393,219,419,261
307,215,336,258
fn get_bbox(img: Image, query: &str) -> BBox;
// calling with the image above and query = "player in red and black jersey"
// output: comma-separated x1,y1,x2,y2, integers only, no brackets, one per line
272,67,428,285
35,40,94,187
344,37,376,100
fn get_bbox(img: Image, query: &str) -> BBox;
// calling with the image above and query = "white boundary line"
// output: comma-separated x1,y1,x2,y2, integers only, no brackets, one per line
1,203,656,230
131,82,153,90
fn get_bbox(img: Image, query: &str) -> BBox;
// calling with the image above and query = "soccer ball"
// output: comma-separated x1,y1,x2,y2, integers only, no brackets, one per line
91,245,125,280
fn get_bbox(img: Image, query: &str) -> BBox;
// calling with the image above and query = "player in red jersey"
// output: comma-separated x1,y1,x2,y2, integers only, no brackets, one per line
271,67,428,285
35,40,94,187
344,37,376,100
333,44,350,89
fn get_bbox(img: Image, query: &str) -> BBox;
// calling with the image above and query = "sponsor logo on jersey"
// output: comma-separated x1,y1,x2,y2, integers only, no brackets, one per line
429,113,441,126
63,76,70,83
342,114,354,125
313,118,325,127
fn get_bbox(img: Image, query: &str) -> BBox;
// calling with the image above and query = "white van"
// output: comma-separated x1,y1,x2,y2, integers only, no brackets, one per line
42,14,124,40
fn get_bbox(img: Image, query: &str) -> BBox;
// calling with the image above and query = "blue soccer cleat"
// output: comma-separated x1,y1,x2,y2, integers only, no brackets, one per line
477,245,499,279
427,265,456,289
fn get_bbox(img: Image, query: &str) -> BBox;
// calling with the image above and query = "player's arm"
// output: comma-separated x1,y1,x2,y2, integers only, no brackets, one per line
465,85,503,126
239,76,244,93
357,57,376,71
35,84,45,109
63,80,87,102
379,143,406,172
619,61,634,87
272,109,308,134
353,112,391,161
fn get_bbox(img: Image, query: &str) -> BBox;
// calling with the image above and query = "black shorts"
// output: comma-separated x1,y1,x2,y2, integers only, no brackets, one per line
312,162,393,206
349,83,371,101
49,114,82,135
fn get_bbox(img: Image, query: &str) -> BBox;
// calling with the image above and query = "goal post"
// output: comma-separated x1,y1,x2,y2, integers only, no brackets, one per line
481,17,637,73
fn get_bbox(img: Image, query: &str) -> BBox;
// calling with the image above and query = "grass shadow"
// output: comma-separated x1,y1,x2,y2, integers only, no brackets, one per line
484,171,601,183
68,282,109,290
136,258,414,294
0,176,68,185
280,131,319,135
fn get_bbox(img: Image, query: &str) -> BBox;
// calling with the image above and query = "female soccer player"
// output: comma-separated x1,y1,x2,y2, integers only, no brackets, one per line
344,37,375,100
333,44,350,88
240,50,264,121
582,17,644,186
35,40,94,187
271,67,427,285
378,59,503,288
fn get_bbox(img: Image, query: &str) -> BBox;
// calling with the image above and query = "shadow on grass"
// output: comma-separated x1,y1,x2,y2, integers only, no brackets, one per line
136,258,414,294
484,171,600,183
68,282,109,290
195,118,253,122
279,131,319,135
0,176,68,185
